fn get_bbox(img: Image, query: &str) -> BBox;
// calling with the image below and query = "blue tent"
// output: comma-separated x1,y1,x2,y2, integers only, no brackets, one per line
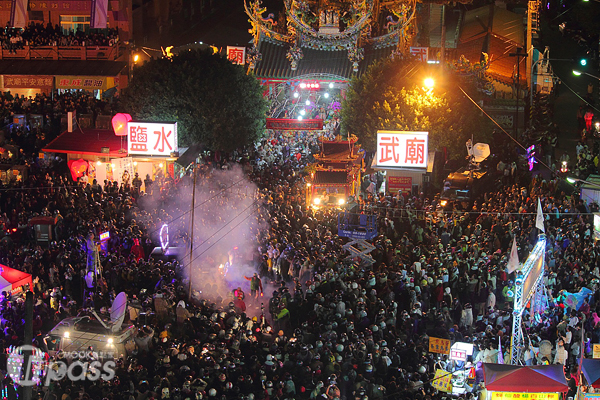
581,359,600,388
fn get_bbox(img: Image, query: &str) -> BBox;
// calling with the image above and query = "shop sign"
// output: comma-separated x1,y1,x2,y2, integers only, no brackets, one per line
450,349,467,361
376,131,428,169
127,122,178,156
4,75,53,88
428,337,450,355
5,1,93,10
491,393,558,400
227,46,246,65
593,343,600,359
388,176,412,192
431,369,452,393
56,76,107,90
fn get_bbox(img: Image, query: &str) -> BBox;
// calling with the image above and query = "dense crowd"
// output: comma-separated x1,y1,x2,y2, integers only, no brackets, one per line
1,23,119,52
0,91,118,167
0,126,598,400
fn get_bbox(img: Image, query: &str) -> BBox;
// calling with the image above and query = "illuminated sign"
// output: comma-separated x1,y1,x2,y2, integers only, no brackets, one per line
376,131,428,169
99,231,110,241
127,122,178,156
450,342,474,361
227,46,246,65
491,393,559,400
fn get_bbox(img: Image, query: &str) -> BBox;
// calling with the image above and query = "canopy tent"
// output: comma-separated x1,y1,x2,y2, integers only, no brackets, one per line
582,359,600,388
483,364,568,393
0,264,33,294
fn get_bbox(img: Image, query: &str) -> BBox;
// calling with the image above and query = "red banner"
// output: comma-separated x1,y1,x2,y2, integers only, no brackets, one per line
4,75,53,88
388,176,412,192
266,118,323,131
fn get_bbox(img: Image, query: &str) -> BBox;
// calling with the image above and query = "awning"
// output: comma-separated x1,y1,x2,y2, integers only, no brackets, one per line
581,359,600,388
0,60,126,77
483,364,568,393
42,128,128,157
0,264,33,294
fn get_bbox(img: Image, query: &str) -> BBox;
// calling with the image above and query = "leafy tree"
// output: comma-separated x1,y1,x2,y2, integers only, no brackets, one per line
341,58,493,159
121,49,268,152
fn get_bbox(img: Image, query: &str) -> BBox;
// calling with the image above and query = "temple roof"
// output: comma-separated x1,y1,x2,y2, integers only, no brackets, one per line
253,40,394,80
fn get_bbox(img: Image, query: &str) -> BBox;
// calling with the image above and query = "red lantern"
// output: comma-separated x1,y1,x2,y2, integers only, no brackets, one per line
112,113,132,136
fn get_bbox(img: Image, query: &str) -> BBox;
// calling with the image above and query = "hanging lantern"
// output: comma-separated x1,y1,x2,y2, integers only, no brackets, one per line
112,113,132,136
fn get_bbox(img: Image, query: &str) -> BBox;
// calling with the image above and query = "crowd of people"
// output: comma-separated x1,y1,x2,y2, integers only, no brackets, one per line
1,23,119,52
0,121,597,400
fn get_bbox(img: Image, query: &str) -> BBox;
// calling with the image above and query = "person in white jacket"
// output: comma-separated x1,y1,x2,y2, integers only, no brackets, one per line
554,340,568,365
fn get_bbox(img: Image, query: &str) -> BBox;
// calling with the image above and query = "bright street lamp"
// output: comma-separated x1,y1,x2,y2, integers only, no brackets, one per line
566,177,600,189
423,78,434,89
573,69,600,80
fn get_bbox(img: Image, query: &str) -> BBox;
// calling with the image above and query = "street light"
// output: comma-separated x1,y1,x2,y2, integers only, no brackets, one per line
573,70,600,80
566,177,600,189
424,77,434,89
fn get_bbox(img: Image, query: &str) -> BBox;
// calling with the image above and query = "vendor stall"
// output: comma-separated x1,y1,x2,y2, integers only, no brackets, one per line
0,264,33,295
578,359,600,400
483,364,568,400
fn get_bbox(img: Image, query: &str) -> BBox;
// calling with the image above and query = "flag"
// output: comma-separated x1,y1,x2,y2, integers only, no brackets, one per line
90,0,109,28
9,0,28,28
498,336,504,364
536,198,545,233
507,237,520,273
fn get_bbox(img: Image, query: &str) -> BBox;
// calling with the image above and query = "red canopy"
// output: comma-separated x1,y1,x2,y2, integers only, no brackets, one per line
0,264,33,294
483,363,568,393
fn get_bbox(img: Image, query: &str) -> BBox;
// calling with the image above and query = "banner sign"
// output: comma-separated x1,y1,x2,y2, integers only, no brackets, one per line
388,176,412,192
428,337,450,355
266,118,323,131
227,46,246,65
90,0,108,28
9,0,27,27
4,75,53,88
410,47,429,62
56,76,108,90
127,122,178,156
491,393,558,400
431,369,452,393
376,131,429,169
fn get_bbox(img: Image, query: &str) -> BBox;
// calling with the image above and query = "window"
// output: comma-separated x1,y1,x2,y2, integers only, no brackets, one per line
60,15,90,34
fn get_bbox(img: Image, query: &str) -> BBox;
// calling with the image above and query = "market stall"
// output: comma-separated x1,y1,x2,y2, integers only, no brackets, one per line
0,264,33,295
577,359,600,400
483,364,568,400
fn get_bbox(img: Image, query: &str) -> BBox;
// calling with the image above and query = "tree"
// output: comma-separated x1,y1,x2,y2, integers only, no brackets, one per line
341,58,493,159
121,49,268,152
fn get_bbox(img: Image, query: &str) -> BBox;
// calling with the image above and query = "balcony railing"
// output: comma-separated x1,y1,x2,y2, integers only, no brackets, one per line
0,45,120,60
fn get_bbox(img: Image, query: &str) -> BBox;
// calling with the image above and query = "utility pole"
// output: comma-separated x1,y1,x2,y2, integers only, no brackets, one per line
510,47,528,140
187,166,197,302
22,291,33,400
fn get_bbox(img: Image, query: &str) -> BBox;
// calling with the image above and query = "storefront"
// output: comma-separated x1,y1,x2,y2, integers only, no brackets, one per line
42,119,179,190
482,364,567,400
0,60,126,98
125,120,179,192
370,130,435,196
